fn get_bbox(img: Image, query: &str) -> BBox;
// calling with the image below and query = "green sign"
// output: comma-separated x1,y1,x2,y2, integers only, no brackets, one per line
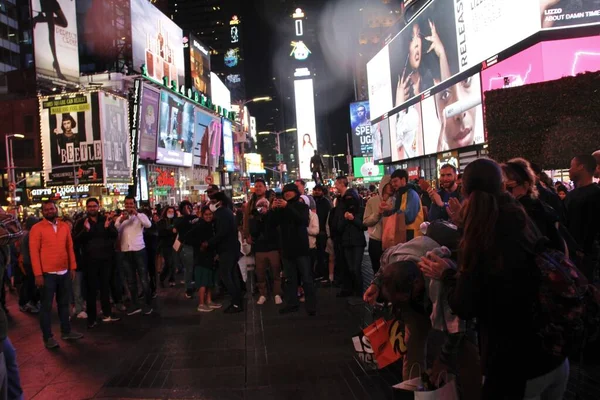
353,157,384,183
276,154,284,162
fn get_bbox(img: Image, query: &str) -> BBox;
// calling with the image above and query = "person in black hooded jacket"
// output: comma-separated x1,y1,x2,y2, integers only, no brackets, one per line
333,188,366,297
271,183,316,315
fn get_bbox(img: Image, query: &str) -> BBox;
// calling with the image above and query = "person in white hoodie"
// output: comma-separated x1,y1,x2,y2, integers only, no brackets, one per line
363,176,393,274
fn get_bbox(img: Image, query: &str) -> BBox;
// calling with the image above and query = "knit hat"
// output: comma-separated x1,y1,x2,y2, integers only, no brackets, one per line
282,183,300,196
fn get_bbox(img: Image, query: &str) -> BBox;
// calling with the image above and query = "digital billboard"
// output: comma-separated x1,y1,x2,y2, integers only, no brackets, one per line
294,79,318,179
210,72,231,112
157,91,194,167
353,157,385,183
222,119,234,171
186,34,211,97
367,46,393,120
100,94,131,184
131,0,185,86
138,84,160,160
195,109,221,168
40,93,103,185
349,101,373,157
390,103,425,162
373,119,392,163
421,72,485,154
32,0,80,85
541,0,600,29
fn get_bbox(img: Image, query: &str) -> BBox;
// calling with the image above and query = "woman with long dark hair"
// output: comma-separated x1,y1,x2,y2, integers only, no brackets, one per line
33,0,70,80
419,158,569,399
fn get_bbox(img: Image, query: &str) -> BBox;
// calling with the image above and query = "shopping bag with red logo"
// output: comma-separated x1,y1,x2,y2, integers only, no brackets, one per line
363,317,406,369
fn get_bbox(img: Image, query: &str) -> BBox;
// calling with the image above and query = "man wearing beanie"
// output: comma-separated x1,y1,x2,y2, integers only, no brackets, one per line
271,184,316,315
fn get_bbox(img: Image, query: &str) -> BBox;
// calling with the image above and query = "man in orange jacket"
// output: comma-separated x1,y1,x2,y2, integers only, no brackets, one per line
29,201,83,349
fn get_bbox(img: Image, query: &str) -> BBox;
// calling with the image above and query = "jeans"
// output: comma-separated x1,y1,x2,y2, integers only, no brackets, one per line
255,251,282,297
18,263,39,307
4,337,23,400
218,252,242,307
121,250,151,309
523,358,569,400
85,259,112,323
71,270,85,313
40,273,72,340
342,246,364,295
368,239,383,274
179,245,195,291
282,256,316,313
0,353,7,400
159,246,176,283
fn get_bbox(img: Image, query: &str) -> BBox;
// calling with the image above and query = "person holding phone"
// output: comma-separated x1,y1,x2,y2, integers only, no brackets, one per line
427,164,463,222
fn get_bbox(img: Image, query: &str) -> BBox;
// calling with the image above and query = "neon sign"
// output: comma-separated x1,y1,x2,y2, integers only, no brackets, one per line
290,41,311,61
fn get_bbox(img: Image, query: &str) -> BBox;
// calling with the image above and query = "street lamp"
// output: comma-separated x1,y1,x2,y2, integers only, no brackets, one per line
5,134,24,215
258,128,297,188
322,153,345,177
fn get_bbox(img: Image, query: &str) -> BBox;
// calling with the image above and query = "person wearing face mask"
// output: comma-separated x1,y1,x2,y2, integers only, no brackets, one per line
271,184,316,315
157,207,178,288
203,192,243,314
427,164,463,222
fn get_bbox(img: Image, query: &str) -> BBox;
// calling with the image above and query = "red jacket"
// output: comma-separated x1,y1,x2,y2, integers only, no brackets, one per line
29,219,77,276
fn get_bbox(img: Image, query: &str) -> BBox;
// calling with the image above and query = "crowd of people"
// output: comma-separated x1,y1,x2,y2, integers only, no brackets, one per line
0,151,598,399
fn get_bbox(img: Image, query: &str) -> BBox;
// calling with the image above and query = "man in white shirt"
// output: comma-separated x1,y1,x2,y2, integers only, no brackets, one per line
115,196,153,315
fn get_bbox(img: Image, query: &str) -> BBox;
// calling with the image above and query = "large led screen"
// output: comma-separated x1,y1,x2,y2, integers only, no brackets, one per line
367,46,393,120
353,157,385,183
195,110,221,167
481,36,600,91
32,0,80,85
210,72,232,111
131,0,185,86
139,84,160,160
349,101,373,157
188,34,211,97
373,118,392,163
421,73,485,154
390,103,425,162
100,94,131,184
294,79,318,180
40,93,103,185
222,119,234,171
541,0,600,29
157,91,194,167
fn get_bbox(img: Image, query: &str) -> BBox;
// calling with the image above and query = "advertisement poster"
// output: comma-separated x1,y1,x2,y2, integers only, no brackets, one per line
31,0,80,84
40,93,103,185
388,0,459,112
367,46,393,120
131,0,185,86
541,0,600,29
139,84,160,160
373,119,391,162
422,73,484,154
294,79,318,179
100,94,131,184
188,34,211,97
390,103,425,162
353,157,384,183
349,101,373,157
222,119,234,171
157,91,194,167
210,72,232,111
195,110,221,168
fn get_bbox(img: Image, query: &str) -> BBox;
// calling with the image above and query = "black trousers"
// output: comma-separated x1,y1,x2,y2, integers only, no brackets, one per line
368,239,383,274
19,263,39,307
85,259,112,323
315,233,328,278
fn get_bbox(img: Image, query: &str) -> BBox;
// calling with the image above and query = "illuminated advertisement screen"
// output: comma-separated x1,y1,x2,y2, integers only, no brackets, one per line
32,0,80,85
294,79,318,180
222,119,234,171
367,0,540,121
373,118,392,163
353,157,385,183
157,91,194,167
349,101,373,157
187,34,211,97
210,72,232,111
541,0,600,29
195,109,221,168
421,72,485,154
100,94,132,184
139,84,160,160
390,102,425,162
131,0,185,86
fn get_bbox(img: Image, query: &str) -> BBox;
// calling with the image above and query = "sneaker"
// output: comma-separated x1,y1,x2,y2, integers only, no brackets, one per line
61,331,84,340
76,311,88,319
274,295,283,305
184,291,193,299
127,307,142,316
207,302,223,309
143,308,153,315
197,304,213,312
28,302,40,313
87,321,98,329
299,296,306,303
279,305,299,315
169,282,176,287
224,304,243,314
19,305,30,313
116,303,127,312
152,292,158,299
45,337,59,349
102,316,121,322
256,296,267,305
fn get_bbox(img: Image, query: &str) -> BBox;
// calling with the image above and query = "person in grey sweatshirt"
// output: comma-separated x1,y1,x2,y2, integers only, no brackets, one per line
363,176,393,274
